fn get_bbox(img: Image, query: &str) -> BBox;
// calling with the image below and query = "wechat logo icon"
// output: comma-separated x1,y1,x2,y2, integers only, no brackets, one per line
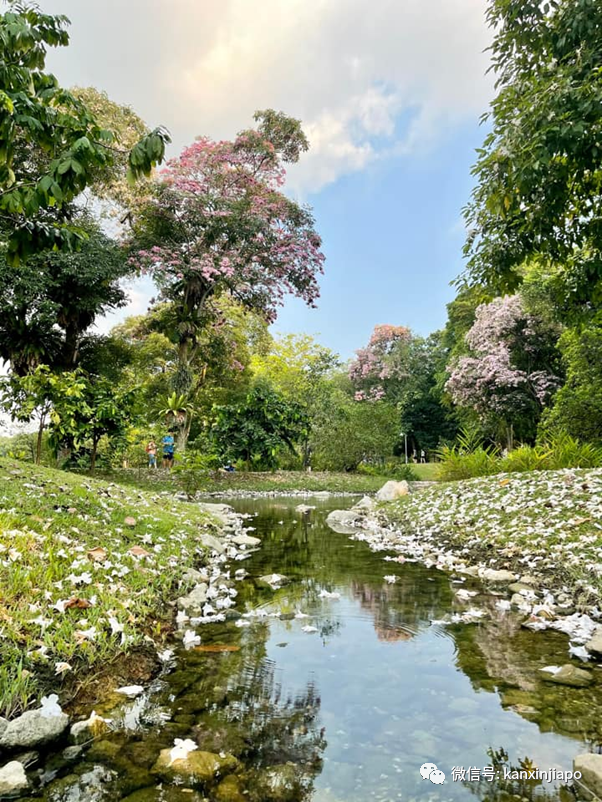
420,763,446,784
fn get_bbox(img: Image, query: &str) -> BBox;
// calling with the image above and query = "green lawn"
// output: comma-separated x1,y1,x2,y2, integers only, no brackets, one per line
107,468,393,495
0,459,217,718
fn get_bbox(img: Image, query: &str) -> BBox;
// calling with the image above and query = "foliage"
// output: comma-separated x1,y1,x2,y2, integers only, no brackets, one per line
173,449,221,498
349,324,411,402
358,461,419,482
129,114,324,422
0,213,130,374
540,324,602,444
212,381,308,470
446,295,562,443
463,0,602,318
0,3,169,262
436,444,501,482
0,458,216,715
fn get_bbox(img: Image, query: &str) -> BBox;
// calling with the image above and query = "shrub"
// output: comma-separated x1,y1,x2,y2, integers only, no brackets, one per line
436,445,500,481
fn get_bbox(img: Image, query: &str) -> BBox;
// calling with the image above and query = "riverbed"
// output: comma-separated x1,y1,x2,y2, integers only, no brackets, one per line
31,495,602,802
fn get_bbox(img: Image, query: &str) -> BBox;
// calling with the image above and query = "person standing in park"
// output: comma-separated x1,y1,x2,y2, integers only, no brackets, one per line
162,432,175,469
146,440,157,469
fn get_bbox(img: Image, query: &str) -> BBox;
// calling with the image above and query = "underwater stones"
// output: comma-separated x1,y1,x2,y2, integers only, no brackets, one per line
0,761,29,796
375,480,410,502
479,568,516,584
0,708,69,750
177,584,208,614
214,775,246,802
120,788,207,802
151,749,239,786
257,574,289,590
252,763,303,801
46,765,116,802
539,665,594,688
70,712,111,744
574,753,602,800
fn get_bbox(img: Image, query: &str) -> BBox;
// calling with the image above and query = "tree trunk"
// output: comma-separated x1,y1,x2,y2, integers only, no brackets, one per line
90,437,99,474
36,407,47,465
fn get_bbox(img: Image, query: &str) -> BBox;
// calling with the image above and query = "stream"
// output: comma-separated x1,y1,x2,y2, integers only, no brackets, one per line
32,495,602,802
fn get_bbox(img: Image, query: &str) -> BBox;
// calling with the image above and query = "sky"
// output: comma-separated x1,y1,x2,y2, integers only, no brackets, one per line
42,0,495,359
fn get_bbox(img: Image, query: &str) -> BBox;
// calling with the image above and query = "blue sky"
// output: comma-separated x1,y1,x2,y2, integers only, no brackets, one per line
41,0,494,360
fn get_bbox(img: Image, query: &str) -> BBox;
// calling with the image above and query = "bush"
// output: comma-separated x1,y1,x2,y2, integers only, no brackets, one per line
357,460,419,481
436,445,500,481
173,450,220,498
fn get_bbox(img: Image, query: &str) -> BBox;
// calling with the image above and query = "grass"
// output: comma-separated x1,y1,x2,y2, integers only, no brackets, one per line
408,462,440,481
383,467,602,602
104,468,391,495
0,458,218,718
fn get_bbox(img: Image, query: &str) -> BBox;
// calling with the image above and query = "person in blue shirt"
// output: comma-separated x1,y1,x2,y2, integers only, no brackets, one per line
162,431,175,468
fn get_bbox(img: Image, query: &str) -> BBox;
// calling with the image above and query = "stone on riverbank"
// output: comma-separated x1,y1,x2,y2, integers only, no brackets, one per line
257,574,290,590
0,708,69,750
375,481,410,502
199,533,226,555
353,495,376,513
585,627,602,659
480,568,516,584
539,665,593,688
231,533,261,548
152,748,239,786
0,761,29,796
325,509,359,532
177,584,208,614
573,753,602,800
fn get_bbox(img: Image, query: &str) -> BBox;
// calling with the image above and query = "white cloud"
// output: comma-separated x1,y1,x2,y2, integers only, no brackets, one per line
44,0,493,193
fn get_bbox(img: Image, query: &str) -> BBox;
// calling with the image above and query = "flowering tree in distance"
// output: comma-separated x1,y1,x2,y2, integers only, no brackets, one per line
349,325,412,402
130,110,325,416
446,295,562,446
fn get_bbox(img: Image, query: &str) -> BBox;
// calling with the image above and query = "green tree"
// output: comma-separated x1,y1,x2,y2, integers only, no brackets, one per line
212,381,308,470
0,213,130,374
463,0,602,316
0,3,169,261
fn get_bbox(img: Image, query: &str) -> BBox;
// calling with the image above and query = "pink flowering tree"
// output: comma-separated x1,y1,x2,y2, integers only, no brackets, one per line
349,325,412,402
446,295,562,446
129,111,325,443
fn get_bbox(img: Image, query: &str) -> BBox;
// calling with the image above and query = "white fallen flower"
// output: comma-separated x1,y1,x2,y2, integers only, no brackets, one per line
54,661,72,676
495,599,512,611
115,685,144,698
40,694,63,718
182,630,201,649
455,589,478,601
569,643,590,661
158,649,174,663
383,575,398,584
169,738,198,765
294,611,310,619
319,589,341,599
540,665,562,675
302,625,318,634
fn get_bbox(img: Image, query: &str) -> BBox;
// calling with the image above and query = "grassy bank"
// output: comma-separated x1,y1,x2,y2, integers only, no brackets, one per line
382,468,602,601
106,468,391,495
0,459,215,718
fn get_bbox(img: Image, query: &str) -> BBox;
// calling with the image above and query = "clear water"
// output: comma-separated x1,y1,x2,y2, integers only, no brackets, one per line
35,496,602,802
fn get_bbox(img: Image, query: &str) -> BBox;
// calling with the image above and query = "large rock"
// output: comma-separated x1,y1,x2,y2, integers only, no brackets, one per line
326,509,359,528
539,665,593,688
353,496,375,513
252,763,303,801
199,533,226,555
196,503,234,527
214,775,246,802
585,627,602,659
231,533,261,548
480,568,516,584
0,718,7,739
152,748,239,786
0,761,28,796
375,481,410,502
177,584,208,614
0,708,69,750
574,753,602,800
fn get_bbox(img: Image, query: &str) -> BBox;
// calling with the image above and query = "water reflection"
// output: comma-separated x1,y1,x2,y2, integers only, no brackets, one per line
34,496,602,802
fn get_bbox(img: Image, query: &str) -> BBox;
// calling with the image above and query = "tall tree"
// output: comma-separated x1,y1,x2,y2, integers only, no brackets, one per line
463,0,602,316
130,111,325,407
0,3,169,261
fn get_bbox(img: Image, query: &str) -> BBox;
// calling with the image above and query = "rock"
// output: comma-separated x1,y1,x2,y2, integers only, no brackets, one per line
480,568,516,584
0,708,69,750
353,496,375,513
62,745,84,761
120,788,206,802
459,566,480,577
231,534,261,548
574,753,602,800
253,763,302,801
70,712,111,744
0,761,29,796
295,504,315,514
0,718,7,739
199,533,226,555
325,509,358,528
375,480,410,502
539,665,593,688
511,593,528,607
182,567,206,584
508,582,537,594
196,503,234,527
257,574,289,589
585,627,602,659
177,584,209,614
45,765,116,802
518,574,540,587
152,748,239,786
214,775,246,802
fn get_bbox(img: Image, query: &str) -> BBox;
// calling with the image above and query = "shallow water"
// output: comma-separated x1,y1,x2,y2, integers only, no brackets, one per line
35,496,602,802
